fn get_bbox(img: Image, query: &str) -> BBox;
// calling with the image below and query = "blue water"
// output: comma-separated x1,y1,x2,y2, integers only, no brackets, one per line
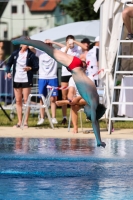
0,138,133,200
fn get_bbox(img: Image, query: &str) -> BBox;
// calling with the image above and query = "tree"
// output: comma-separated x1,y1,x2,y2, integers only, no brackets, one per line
59,0,99,22
0,2,8,17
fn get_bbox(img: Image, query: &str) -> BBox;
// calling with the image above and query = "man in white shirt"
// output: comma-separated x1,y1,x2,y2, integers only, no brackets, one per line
29,40,64,125
86,36,99,87
6,44,39,128
60,35,88,125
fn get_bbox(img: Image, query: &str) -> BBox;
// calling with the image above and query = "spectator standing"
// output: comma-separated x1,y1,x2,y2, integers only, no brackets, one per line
86,36,99,87
29,39,64,125
0,42,5,65
6,44,39,128
60,35,88,125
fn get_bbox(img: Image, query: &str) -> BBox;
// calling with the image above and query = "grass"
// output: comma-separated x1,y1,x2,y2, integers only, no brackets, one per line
0,106,133,129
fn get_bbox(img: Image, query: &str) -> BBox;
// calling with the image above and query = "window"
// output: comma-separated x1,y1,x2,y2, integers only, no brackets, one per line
22,5,25,13
23,30,28,36
46,18,49,25
3,30,8,39
11,6,17,14
44,17,49,26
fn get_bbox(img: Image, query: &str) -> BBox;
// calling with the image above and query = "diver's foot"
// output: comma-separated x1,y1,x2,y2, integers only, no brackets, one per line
12,36,28,45
97,142,106,148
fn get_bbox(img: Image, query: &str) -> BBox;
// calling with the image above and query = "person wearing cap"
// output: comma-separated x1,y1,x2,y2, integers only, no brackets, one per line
80,38,91,62
6,44,39,128
122,4,133,40
60,35,89,125
86,36,99,87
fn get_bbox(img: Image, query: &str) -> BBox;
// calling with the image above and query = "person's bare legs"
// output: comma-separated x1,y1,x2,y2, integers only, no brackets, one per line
78,99,86,106
71,105,80,133
39,99,45,119
56,100,69,107
61,82,68,123
22,87,31,126
14,88,23,126
56,100,80,133
84,104,106,148
50,96,57,118
122,7,133,34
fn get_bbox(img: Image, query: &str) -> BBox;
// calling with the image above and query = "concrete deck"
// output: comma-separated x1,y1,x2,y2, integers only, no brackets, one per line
0,127,133,140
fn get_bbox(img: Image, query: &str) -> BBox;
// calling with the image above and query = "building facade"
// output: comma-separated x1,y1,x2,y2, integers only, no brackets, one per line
0,0,74,41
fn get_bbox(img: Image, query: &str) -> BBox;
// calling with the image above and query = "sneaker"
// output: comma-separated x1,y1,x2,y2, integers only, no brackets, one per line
125,33,133,40
51,118,58,124
37,118,44,125
86,118,90,122
61,118,67,125
13,124,21,128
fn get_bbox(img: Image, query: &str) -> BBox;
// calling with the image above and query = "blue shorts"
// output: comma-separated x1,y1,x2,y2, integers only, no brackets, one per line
38,78,58,97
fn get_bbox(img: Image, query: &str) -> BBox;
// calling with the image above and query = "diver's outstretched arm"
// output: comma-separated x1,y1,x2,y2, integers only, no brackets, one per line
12,37,73,67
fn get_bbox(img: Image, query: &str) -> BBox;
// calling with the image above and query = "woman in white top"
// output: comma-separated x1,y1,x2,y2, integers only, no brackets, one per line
6,45,39,128
86,36,99,87
29,40,64,125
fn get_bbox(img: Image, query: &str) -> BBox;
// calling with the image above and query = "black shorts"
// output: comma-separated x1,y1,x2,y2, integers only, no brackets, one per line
94,80,98,87
13,82,33,88
61,75,72,83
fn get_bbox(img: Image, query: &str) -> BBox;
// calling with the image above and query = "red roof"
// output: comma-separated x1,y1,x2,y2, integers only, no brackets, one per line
25,0,60,12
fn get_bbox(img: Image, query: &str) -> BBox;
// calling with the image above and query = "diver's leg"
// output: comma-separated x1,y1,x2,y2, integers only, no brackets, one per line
12,37,73,67
71,105,80,133
84,104,106,148
91,105,106,148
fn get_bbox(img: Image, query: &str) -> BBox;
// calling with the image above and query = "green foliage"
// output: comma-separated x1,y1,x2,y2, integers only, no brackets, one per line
0,2,8,17
28,26,36,32
59,0,99,22
116,80,121,86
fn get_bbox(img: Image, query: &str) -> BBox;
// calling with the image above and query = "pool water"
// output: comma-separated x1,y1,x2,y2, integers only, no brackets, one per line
0,138,133,200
